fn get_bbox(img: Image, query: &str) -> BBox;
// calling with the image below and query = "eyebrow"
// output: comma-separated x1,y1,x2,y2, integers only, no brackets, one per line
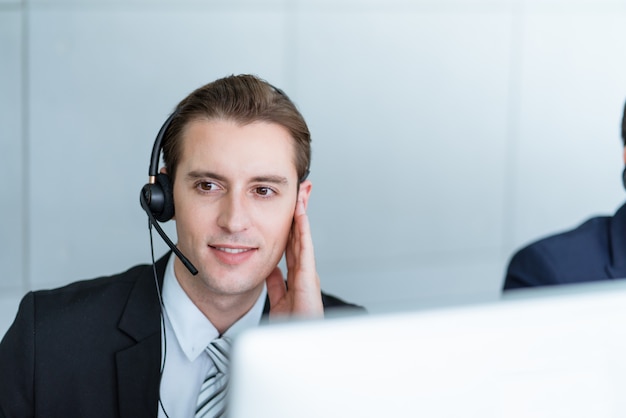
186,170,289,185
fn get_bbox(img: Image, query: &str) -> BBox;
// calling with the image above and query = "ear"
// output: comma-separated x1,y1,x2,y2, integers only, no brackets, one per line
297,180,312,210
623,147,626,165
160,167,168,175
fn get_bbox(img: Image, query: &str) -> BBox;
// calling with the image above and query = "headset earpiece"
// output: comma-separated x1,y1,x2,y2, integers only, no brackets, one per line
141,173,174,222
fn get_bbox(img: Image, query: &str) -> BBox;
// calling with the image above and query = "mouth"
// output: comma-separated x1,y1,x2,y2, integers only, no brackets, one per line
212,246,254,254
208,244,258,265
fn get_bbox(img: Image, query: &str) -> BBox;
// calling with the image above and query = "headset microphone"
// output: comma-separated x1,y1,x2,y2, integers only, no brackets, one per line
140,111,199,276
140,191,198,275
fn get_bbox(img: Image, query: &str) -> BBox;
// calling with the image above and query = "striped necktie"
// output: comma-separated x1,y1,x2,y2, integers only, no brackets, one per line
195,337,232,418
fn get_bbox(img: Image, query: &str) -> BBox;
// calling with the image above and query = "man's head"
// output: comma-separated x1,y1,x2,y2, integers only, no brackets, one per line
161,74,311,184
159,75,314,302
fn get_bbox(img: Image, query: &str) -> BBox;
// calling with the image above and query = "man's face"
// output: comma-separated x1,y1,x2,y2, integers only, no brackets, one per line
171,118,310,297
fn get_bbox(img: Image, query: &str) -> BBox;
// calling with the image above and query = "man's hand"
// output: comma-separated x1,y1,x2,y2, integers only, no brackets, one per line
266,197,324,319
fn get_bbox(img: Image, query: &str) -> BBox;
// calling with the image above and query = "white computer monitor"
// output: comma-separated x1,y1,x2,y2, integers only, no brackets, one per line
229,280,626,418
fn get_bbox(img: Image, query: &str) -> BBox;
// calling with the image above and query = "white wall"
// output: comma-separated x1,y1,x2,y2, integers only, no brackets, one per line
2,0,626,334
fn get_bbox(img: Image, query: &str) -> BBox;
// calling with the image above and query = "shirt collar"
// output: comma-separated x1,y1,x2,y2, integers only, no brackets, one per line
162,254,267,361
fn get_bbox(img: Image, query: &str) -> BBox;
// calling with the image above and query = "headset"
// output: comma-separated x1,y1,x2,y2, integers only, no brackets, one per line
139,110,199,275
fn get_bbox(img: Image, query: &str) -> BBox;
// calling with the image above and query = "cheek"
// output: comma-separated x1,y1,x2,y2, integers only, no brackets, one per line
172,191,209,236
259,205,295,243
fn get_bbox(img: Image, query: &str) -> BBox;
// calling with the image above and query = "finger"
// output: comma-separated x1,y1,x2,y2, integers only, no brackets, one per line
265,266,287,308
285,219,297,284
293,198,315,275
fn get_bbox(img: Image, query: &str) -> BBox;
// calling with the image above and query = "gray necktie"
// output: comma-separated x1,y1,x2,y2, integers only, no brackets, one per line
195,337,232,418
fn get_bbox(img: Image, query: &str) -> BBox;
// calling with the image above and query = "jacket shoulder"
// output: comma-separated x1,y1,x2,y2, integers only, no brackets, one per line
321,291,367,315
504,215,612,289
516,215,611,260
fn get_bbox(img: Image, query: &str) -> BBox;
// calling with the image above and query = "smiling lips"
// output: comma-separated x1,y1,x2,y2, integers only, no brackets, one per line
216,247,250,254
209,245,257,265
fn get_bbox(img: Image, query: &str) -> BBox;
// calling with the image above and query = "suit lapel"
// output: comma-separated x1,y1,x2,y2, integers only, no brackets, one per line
606,202,626,278
115,254,169,418
115,334,161,418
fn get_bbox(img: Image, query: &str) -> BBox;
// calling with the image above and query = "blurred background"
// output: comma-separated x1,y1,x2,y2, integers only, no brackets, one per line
2,0,626,334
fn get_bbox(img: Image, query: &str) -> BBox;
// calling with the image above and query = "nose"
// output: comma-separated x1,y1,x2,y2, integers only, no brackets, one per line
216,192,251,233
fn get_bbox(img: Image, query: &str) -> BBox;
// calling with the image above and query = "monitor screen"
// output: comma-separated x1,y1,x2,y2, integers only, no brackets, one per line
229,280,626,418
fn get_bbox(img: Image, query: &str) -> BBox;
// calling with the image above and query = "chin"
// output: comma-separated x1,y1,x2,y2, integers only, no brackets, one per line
203,273,263,295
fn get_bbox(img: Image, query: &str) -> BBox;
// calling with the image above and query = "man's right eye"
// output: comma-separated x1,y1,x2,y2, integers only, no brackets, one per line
198,182,217,191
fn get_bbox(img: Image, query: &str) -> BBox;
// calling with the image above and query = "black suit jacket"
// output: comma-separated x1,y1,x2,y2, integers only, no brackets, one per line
504,202,626,290
0,254,364,418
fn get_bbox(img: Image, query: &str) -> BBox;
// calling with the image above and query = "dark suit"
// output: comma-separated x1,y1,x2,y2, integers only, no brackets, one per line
503,202,626,290
0,254,364,418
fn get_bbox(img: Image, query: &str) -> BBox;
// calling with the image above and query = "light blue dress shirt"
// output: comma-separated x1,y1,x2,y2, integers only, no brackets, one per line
157,254,267,418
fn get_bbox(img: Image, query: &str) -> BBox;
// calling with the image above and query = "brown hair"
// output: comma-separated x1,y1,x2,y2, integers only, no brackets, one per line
161,74,311,183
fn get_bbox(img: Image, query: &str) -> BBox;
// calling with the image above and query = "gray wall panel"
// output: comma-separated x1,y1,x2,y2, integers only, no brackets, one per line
0,10,23,292
27,0,287,6
513,10,626,251
296,10,513,306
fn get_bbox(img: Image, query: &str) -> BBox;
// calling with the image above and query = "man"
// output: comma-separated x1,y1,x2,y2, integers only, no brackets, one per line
0,74,363,418
503,101,626,290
